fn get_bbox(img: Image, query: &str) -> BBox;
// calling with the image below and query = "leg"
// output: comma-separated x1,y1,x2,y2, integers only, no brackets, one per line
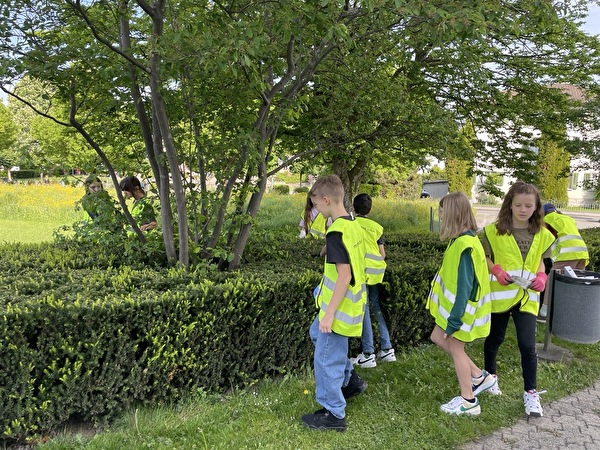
361,297,375,355
369,284,392,350
512,308,538,392
431,325,481,382
311,317,349,419
484,310,511,375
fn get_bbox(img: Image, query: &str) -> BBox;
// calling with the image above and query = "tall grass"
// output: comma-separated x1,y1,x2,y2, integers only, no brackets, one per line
256,193,436,233
0,183,83,243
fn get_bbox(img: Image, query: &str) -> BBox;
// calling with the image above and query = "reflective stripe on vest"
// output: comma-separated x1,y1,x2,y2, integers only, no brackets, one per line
484,224,555,315
426,234,491,342
315,217,367,337
355,216,387,285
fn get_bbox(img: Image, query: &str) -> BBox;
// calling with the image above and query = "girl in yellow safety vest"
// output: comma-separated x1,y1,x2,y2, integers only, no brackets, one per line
480,181,554,418
427,191,495,416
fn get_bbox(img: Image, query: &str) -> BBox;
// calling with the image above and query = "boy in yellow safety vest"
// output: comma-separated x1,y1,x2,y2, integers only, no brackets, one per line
301,175,368,432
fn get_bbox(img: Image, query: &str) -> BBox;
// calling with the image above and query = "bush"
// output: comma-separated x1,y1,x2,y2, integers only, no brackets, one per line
3,227,599,443
271,184,290,195
294,186,310,194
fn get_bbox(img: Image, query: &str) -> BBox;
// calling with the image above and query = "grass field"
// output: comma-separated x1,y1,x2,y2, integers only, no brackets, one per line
0,183,82,243
0,184,436,244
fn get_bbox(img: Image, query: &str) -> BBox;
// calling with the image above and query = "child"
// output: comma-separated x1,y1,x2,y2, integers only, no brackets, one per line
538,203,589,319
80,174,121,228
301,175,368,432
298,194,331,238
119,175,158,231
427,192,495,416
480,182,555,417
350,193,395,368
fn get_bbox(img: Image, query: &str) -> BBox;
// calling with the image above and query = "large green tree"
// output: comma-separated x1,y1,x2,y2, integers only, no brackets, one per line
0,0,598,268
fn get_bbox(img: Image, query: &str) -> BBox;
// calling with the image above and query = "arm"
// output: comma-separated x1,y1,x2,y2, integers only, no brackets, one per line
445,250,474,336
378,243,386,260
319,262,352,333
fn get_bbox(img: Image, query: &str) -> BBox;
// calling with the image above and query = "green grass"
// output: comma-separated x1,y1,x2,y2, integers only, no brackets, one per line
0,183,82,243
36,323,600,450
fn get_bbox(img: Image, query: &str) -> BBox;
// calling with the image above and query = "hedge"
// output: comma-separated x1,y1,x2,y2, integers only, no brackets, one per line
1,227,599,443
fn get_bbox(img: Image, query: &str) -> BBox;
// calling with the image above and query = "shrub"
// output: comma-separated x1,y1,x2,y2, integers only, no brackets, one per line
271,184,290,195
294,186,310,194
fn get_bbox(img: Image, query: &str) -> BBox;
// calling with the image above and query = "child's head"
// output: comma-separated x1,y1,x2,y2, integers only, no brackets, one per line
119,175,144,199
309,175,344,215
353,193,372,216
438,191,477,240
85,175,103,194
496,181,543,235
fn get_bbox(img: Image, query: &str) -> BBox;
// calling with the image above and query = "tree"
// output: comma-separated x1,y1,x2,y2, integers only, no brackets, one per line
0,0,598,269
446,124,476,195
537,132,571,202
0,101,17,168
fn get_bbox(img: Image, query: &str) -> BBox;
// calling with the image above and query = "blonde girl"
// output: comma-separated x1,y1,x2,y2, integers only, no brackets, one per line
427,192,495,415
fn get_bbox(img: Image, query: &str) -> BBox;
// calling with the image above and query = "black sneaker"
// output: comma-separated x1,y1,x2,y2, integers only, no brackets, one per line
342,369,367,399
301,408,347,432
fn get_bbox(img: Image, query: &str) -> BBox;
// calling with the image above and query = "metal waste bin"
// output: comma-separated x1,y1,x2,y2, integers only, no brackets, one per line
551,269,600,344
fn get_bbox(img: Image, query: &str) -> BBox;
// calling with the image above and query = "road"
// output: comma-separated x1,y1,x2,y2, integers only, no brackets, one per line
474,206,600,230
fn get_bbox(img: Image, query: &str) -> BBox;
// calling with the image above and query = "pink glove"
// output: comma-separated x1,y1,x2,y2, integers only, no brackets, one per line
530,272,548,292
491,264,512,286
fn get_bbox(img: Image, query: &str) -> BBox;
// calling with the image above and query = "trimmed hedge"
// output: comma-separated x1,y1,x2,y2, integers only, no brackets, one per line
1,228,599,442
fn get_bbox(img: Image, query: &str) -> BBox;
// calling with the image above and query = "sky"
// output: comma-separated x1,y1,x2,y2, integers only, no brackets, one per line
582,3,600,34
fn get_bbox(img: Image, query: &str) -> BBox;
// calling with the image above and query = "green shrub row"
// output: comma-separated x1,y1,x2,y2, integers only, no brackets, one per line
1,228,599,442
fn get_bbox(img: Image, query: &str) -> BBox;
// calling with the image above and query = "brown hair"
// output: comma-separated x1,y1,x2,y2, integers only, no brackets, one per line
302,194,313,233
495,181,543,235
309,175,344,203
439,191,478,240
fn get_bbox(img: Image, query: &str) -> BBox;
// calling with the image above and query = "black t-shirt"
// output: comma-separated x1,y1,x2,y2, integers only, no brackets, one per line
325,216,353,284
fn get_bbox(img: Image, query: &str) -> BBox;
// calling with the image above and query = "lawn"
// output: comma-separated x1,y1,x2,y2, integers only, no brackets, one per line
38,324,600,450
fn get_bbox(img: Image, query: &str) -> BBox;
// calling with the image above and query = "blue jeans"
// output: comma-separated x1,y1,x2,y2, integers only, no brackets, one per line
361,284,392,354
309,316,353,419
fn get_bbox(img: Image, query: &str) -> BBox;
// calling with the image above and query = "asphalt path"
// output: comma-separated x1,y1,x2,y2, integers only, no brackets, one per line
474,206,600,230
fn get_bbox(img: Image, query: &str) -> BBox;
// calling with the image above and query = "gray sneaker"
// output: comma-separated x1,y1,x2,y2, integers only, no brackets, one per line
472,370,498,396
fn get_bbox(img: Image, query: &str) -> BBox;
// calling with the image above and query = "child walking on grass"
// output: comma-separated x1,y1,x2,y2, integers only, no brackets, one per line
427,192,496,416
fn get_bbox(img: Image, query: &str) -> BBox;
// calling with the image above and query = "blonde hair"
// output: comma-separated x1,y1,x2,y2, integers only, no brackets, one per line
439,191,478,240
309,175,344,203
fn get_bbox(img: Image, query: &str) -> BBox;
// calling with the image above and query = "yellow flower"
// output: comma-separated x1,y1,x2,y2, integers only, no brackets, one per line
303,389,309,395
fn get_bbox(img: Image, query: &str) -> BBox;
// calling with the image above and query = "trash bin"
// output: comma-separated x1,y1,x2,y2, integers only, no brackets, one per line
551,269,600,344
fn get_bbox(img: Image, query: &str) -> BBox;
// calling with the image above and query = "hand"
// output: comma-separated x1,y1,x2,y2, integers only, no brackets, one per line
491,264,512,286
530,272,548,292
319,314,334,333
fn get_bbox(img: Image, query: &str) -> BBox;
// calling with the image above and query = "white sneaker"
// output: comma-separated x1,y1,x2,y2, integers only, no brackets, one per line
471,370,497,396
440,396,481,416
377,348,396,362
350,353,377,368
472,374,502,395
539,304,548,318
524,389,543,417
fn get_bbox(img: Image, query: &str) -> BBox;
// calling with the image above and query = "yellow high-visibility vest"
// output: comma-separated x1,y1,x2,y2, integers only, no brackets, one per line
315,217,367,337
355,216,386,285
484,224,555,316
544,212,589,265
427,234,491,342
